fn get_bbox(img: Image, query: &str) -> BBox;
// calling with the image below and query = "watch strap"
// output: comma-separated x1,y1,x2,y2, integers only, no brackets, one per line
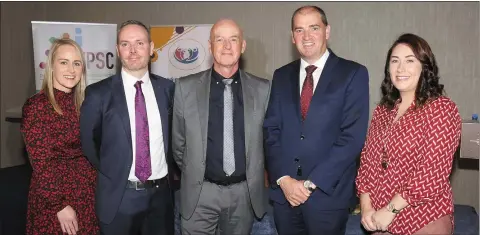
387,203,401,214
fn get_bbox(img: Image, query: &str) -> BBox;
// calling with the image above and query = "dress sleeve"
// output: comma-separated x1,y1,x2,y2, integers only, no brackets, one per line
399,99,462,207
356,105,381,196
20,98,71,213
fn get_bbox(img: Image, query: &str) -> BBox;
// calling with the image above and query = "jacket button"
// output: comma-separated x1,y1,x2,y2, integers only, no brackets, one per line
300,135,305,140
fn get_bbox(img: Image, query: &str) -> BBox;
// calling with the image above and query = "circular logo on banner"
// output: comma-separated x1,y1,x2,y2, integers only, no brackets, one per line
168,39,206,71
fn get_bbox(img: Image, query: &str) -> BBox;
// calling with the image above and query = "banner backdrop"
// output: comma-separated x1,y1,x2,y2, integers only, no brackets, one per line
32,21,117,90
150,25,213,80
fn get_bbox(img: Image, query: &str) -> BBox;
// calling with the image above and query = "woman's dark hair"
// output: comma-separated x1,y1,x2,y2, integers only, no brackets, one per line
379,33,444,109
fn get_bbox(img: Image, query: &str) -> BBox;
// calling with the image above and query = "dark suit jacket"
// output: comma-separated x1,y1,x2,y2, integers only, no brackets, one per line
80,73,175,224
263,49,370,210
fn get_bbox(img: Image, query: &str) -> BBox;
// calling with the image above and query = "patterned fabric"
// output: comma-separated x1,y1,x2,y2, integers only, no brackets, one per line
356,96,462,235
21,89,98,235
134,81,152,182
222,78,235,176
300,65,317,121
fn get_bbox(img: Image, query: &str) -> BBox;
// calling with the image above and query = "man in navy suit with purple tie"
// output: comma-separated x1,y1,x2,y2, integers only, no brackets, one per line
80,20,175,235
264,5,370,235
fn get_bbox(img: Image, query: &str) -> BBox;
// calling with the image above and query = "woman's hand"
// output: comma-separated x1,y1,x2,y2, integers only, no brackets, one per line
57,205,78,235
372,207,396,231
361,207,377,231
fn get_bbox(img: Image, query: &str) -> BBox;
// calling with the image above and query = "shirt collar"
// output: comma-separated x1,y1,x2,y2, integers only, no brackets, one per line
300,49,330,72
211,67,241,84
121,68,150,88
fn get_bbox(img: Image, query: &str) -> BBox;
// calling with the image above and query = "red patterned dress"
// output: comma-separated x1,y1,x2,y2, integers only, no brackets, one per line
355,96,462,235
20,89,98,235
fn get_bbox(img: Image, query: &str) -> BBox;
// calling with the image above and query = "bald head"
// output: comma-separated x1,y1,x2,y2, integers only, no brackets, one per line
208,18,246,74
210,19,244,41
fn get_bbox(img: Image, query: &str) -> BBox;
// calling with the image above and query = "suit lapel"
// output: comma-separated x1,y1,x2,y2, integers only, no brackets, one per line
312,50,339,99
151,75,170,153
112,74,133,151
305,51,340,125
240,70,255,164
289,60,302,124
294,50,340,124
196,69,212,158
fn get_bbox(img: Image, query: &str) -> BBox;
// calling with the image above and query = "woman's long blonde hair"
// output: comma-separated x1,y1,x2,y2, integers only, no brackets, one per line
41,38,86,115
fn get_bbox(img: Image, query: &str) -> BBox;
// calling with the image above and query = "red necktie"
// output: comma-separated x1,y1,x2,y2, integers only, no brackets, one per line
300,65,317,121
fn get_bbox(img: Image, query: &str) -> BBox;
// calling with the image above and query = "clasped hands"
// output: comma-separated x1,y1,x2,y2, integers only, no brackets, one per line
279,176,313,207
361,206,396,232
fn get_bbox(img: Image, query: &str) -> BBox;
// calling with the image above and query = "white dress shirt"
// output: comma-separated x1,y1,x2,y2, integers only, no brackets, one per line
121,69,168,181
299,49,330,94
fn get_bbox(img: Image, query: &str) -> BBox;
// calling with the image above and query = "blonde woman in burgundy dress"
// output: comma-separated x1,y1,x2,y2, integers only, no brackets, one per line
21,38,98,235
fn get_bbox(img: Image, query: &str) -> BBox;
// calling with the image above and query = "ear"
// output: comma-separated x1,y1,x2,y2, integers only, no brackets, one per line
241,39,246,54
291,30,295,44
149,41,154,56
325,25,331,40
208,40,212,55
116,45,120,58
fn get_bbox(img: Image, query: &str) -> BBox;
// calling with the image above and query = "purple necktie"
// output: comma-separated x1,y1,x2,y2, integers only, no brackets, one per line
134,81,152,182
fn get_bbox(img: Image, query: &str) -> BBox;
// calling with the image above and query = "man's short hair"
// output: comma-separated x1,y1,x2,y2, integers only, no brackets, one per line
117,20,151,44
291,6,329,31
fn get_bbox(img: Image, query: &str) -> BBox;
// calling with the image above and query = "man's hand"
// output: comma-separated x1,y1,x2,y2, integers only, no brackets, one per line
372,207,396,231
279,176,311,206
360,207,377,231
57,205,78,235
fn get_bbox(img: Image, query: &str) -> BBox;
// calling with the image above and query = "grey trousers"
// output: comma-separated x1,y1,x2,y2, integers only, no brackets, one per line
181,181,254,235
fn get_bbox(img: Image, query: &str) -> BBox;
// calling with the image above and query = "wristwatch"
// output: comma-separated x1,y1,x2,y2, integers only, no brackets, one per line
303,180,315,193
387,203,402,214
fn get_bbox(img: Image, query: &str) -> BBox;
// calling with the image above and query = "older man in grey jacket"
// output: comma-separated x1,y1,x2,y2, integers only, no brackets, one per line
172,18,270,235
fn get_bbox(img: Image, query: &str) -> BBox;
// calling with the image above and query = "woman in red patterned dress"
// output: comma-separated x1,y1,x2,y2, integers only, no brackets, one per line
355,33,462,235
21,38,98,235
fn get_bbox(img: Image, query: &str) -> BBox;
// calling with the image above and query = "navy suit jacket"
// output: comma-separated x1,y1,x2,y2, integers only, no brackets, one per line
263,49,370,210
80,73,175,223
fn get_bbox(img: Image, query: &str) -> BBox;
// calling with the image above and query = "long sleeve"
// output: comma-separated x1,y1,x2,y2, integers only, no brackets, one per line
263,70,290,184
79,85,102,169
172,78,186,171
356,106,381,196
20,98,70,213
399,99,461,207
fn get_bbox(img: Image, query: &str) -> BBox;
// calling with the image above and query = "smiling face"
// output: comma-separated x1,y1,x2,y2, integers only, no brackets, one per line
209,19,246,70
51,44,83,93
291,8,330,64
116,24,154,75
389,43,422,96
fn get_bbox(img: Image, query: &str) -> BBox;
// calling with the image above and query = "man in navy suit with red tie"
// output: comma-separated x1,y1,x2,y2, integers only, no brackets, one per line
264,6,370,235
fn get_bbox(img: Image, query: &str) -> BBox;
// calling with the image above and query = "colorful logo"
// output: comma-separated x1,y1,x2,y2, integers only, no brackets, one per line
168,39,206,71
174,47,199,64
39,28,82,69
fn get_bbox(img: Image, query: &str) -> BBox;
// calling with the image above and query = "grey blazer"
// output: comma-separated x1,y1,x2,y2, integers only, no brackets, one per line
172,68,270,220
